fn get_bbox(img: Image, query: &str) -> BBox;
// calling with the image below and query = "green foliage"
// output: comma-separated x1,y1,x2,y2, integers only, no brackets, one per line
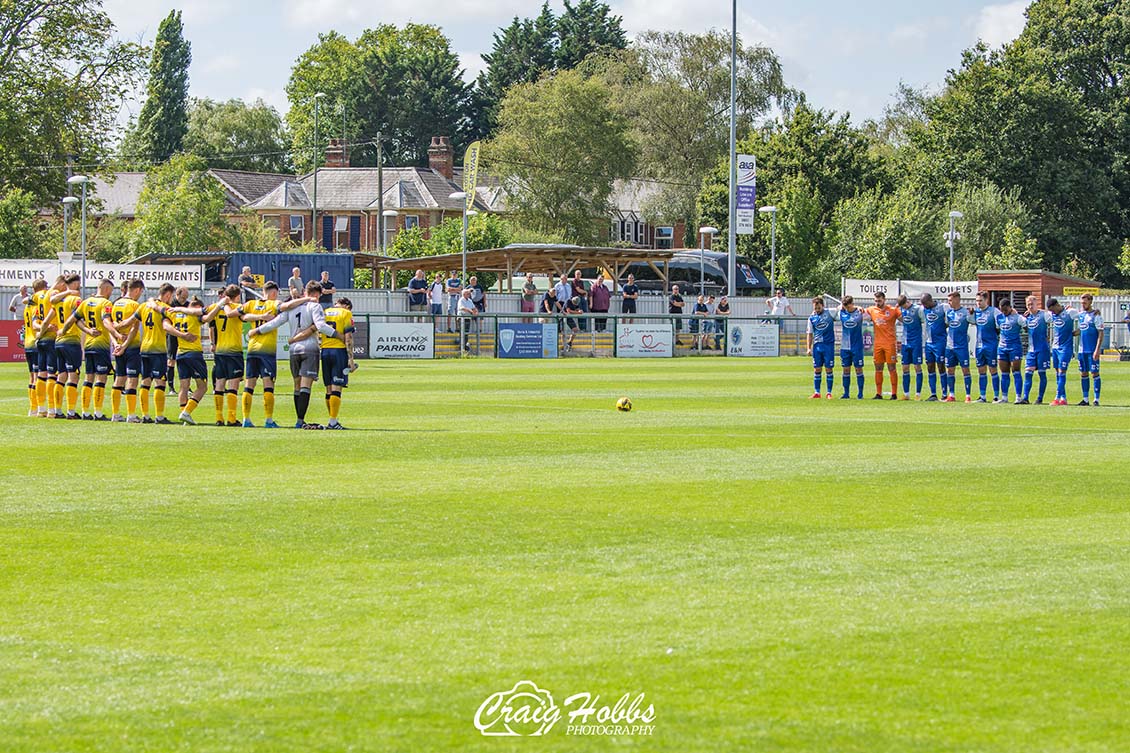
387,225,430,260
0,0,146,203
771,175,825,293
489,69,635,243
0,189,41,259
227,212,291,253
428,213,512,256
1119,241,1130,279
133,11,191,164
590,31,793,227
984,222,1043,272
183,98,290,173
131,154,229,255
38,212,134,263
286,25,473,171
947,183,1033,279
353,268,373,289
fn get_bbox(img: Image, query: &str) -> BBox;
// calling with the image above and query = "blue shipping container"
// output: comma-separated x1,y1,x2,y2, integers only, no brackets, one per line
224,252,354,290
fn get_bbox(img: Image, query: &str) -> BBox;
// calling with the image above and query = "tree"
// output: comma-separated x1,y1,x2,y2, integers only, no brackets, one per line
947,182,1034,279
131,154,228,254
489,69,635,243
0,189,41,259
227,212,291,253
428,213,513,256
183,98,290,173
39,212,134,263
591,30,793,238
984,221,1043,271
132,10,191,163
285,32,359,174
771,175,825,293
0,0,146,203
474,2,626,136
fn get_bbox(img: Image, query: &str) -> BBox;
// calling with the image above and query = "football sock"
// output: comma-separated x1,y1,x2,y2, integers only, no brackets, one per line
825,372,834,393
1037,371,1047,402
813,372,822,393
948,374,956,395
328,393,341,420
1023,371,1033,400
915,372,923,394
214,392,224,422
225,391,237,423
81,381,93,413
112,386,122,415
1002,374,1011,400
855,373,864,397
154,386,166,416
1094,376,1101,401
1056,371,1066,399
139,386,150,416
902,371,910,395
928,372,937,395
263,387,274,419
185,397,199,415
54,380,63,409
1081,376,1091,400
242,388,254,420
963,374,971,396
296,388,311,421
991,373,1000,397
125,388,137,416
874,370,884,395
888,367,898,397
28,383,37,413
93,384,105,415
36,377,48,410
979,374,987,398
841,373,850,396
66,383,78,412
1013,371,1023,396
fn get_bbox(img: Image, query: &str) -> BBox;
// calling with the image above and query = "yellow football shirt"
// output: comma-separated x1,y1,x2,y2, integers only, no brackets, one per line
138,300,170,354
22,305,38,349
54,294,83,345
244,299,279,354
32,290,55,344
77,296,114,351
112,297,141,349
212,303,245,355
320,307,354,350
169,310,203,353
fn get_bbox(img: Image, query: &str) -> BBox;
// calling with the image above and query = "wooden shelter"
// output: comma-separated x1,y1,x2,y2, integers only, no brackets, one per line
376,244,680,291
977,269,1100,306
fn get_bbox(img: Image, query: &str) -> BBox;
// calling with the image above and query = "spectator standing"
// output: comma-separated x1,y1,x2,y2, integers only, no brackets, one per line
553,274,572,313
563,296,583,351
703,295,717,348
620,274,639,323
407,269,428,317
714,295,731,349
468,275,486,332
456,288,477,352
766,288,795,316
521,273,538,321
589,273,611,332
540,287,558,324
238,266,259,303
446,272,462,332
669,284,685,336
286,267,303,298
8,285,28,320
571,270,589,331
429,272,446,327
693,295,711,349
318,271,336,308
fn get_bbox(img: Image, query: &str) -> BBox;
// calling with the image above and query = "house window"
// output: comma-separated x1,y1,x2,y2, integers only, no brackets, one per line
289,215,305,243
334,216,350,249
262,215,281,232
635,221,646,245
404,215,420,230
656,226,674,250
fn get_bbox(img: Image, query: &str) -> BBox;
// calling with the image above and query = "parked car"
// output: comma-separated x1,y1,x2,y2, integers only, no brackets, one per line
620,250,770,296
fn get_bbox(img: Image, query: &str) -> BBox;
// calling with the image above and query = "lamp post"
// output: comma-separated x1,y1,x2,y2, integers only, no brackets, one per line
67,176,91,295
759,206,778,293
449,191,469,284
61,196,79,269
698,226,718,296
946,210,964,282
312,92,326,248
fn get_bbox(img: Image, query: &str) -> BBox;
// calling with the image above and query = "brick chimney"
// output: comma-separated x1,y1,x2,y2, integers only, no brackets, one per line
427,136,453,179
325,138,348,168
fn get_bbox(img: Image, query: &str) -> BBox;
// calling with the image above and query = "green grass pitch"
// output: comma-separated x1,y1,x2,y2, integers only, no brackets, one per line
1,358,1128,752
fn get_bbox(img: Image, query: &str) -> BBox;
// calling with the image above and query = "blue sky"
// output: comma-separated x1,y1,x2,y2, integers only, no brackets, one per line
103,0,1030,128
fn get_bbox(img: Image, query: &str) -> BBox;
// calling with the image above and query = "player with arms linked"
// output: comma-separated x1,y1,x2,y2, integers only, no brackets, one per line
806,297,836,399
1076,293,1104,406
836,296,866,400
995,299,1024,403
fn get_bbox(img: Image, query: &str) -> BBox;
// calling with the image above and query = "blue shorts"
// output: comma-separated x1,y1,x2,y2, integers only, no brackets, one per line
840,349,864,369
245,353,277,380
1052,349,1073,371
114,347,141,378
212,353,244,381
26,350,37,374
37,343,57,373
945,347,970,369
1077,353,1100,374
812,343,835,369
976,345,998,367
925,342,946,365
140,353,167,380
1025,349,1051,371
321,348,350,387
997,344,1022,363
176,352,208,381
901,343,923,366
56,342,83,373
85,350,112,376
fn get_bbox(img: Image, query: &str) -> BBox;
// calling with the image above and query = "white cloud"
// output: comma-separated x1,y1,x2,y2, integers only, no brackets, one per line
974,1,1028,48
200,54,240,75
243,87,290,115
283,0,528,28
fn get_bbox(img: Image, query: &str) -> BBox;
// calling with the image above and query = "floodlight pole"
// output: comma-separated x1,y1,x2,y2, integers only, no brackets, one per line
312,92,325,248
726,0,738,298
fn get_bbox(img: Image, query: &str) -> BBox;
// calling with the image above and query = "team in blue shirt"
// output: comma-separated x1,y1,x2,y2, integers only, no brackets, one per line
806,291,1107,405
